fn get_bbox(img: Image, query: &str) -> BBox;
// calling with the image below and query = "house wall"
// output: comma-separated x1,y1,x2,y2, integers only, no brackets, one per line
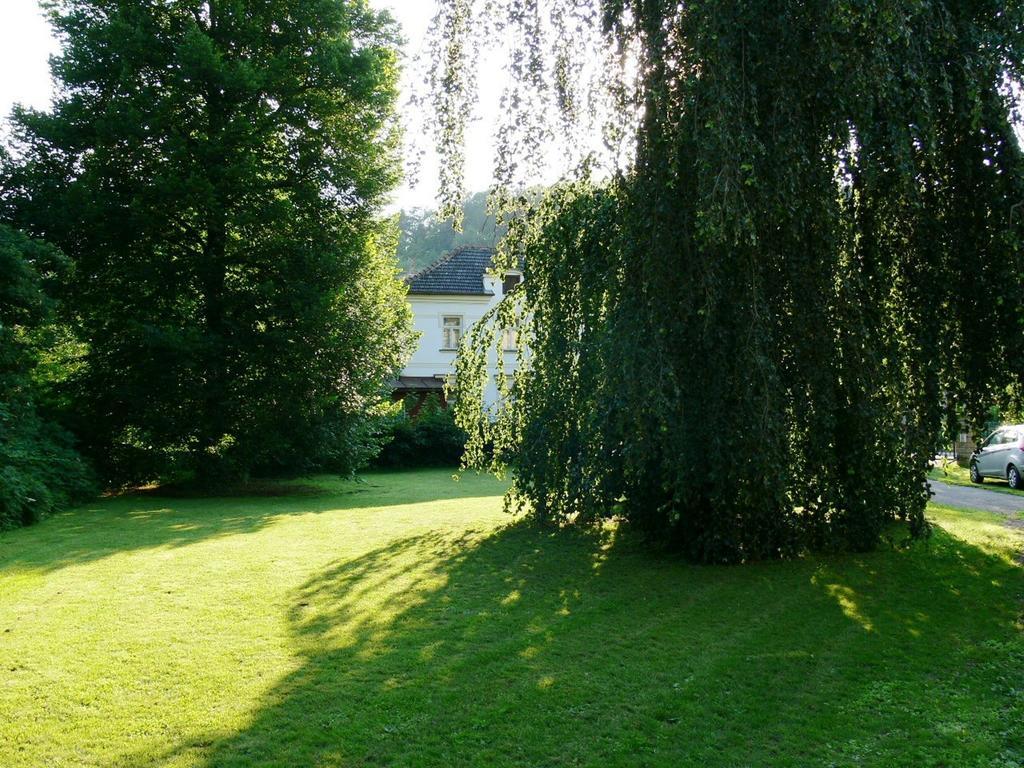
402,273,518,409
954,432,977,466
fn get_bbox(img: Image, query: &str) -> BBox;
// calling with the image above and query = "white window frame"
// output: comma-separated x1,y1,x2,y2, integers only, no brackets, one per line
501,327,518,351
441,315,463,350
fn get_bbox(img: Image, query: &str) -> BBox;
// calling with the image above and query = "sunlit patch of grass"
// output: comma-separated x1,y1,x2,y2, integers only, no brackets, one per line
0,471,1022,767
929,504,1024,563
818,582,874,632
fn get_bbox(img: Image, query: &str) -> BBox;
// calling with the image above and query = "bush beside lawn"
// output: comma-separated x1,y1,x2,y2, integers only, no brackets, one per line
374,395,467,468
1,470,1022,767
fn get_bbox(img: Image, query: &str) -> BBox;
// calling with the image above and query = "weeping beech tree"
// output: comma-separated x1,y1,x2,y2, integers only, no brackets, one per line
431,1,1024,562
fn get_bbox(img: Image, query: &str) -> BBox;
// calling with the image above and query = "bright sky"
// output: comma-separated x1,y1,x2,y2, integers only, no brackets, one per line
0,0,501,211
372,0,506,209
0,2,57,115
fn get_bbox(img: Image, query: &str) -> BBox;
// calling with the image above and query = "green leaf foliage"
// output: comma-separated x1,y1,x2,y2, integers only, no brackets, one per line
2,0,414,485
440,1,1024,562
374,394,468,468
0,224,93,529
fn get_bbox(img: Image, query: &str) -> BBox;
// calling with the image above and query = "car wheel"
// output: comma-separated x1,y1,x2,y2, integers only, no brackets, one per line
970,462,984,484
1009,465,1022,490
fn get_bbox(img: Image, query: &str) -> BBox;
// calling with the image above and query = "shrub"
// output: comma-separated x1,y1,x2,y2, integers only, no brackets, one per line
0,400,93,529
374,395,467,468
0,224,94,528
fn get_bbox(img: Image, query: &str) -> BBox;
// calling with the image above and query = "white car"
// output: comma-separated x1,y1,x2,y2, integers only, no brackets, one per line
970,424,1024,490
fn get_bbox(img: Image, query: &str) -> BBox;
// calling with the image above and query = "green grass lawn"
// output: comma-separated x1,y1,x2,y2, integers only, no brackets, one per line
929,462,1024,497
1,470,1022,767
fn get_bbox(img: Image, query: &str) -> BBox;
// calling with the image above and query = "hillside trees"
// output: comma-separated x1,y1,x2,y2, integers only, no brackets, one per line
2,0,413,484
397,191,504,272
440,1,1024,561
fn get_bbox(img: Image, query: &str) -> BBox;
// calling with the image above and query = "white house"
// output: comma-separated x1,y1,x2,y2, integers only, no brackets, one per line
395,246,522,412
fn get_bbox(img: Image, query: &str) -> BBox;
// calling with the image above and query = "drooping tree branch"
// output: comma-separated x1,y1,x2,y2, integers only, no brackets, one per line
433,0,1024,562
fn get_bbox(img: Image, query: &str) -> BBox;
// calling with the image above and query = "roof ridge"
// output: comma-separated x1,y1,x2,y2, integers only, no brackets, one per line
405,245,497,296
404,245,495,283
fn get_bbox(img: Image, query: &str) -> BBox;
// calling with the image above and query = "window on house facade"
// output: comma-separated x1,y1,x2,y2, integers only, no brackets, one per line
442,316,462,350
502,272,523,295
502,327,518,351
494,371,520,402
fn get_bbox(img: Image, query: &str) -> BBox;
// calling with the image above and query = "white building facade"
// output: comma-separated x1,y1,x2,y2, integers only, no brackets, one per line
396,247,521,412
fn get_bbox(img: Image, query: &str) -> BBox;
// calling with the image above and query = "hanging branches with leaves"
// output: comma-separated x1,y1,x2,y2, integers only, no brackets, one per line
433,0,1024,562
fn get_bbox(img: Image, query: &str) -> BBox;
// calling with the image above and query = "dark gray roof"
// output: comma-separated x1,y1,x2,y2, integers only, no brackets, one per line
405,246,495,296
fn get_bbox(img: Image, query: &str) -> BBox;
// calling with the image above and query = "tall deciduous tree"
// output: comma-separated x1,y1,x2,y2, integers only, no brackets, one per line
3,0,412,483
437,1,1024,562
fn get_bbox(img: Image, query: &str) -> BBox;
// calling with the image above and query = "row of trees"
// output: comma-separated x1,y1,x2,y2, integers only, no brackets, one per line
0,0,414,525
445,0,1024,562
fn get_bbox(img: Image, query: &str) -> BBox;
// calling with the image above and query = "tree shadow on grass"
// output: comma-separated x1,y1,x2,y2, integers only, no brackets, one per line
0,470,503,576
129,517,1024,767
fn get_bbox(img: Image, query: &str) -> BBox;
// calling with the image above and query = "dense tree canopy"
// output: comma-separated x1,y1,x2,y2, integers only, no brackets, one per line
2,0,412,484
440,1,1024,561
